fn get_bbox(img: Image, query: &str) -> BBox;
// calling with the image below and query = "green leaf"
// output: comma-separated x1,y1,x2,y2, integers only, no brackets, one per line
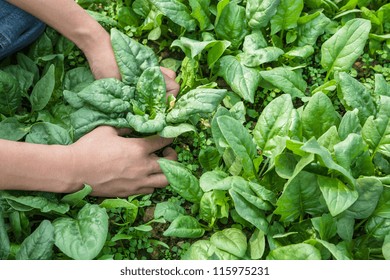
74,78,133,114
337,72,376,124
63,67,94,92
217,55,260,103
344,177,383,219
30,64,55,112
253,94,295,157
154,201,186,222
302,92,340,139
136,66,166,115
215,2,248,49
249,229,266,260
158,123,196,138
149,0,197,31
374,187,390,219
199,170,229,192
321,18,371,75
163,215,204,238
240,47,284,67
189,0,212,30
259,67,307,99
317,176,359,217
311,214,337,241
362,95,390,158
200,190,229,226
216,115,257,178
198,147,222,171
53,204,109,260
0,118,29,141
274,171,326,222
314,239,351,260
210,228,247,258
0,70,21,116
61,184,92,207
182,240,238,260
267,243,321,260
334,133,375,177
229,188,269,233
0,211,10,260
126,112,166,133
111,28,159,86
16,220,54,260
338,109,362,140
375,74,390,97
0,191,69,214
158,159,203,203
246,0,280,29
297,12,331,46
25,122,72,145
301,138,356,187
383,234,390,260
271,0,304,35
166,88,226,123
365,216,390,240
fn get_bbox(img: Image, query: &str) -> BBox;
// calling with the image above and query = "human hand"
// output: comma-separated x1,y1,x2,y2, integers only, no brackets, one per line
160,66,180,97
68,126,177,197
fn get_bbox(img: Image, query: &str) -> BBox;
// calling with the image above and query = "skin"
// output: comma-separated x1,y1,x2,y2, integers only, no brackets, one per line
0,0,180,197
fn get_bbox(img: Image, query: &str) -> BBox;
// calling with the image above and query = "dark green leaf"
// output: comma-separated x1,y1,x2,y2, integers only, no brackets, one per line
30,64,55,112
16,220,54,260
0,70,20,116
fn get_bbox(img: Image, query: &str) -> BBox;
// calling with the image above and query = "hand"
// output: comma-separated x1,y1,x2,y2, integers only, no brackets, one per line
68,126,177,197
160,66,180,97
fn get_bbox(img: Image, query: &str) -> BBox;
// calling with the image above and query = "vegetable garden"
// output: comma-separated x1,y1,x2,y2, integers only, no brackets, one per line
0,0,390,260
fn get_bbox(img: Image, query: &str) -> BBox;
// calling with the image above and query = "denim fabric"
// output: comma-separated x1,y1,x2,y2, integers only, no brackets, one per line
0,0,46,60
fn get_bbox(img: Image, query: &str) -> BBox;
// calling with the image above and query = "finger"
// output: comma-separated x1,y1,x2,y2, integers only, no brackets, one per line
162,147,177,161
160,66,176,79
116,128,132,136
145,173,170,189
140,135,173,153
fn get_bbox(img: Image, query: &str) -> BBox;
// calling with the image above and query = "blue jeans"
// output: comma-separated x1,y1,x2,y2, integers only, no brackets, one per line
0,0,46,60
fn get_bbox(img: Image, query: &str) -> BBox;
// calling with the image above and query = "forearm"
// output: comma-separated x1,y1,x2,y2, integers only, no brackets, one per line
0,139,78,193
7,0,107,53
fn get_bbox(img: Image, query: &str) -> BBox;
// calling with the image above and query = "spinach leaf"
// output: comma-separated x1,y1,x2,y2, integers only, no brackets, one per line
16,220,54,260
210,228,247,258
217,55,260,103
163,215,204,238
267,243,321,260
302,92,340,139
0,70,21,116
271,0,304,35
111,28,159,85
166,88,226,123
158,158,203,203
246,0,280,29
253,94,296,156
274,171,326,222
150,0,197,31
321,18,371,76
0,212,10,260
215,1,248,49
30,64,55,112
53,204,108,260
259,67,307,99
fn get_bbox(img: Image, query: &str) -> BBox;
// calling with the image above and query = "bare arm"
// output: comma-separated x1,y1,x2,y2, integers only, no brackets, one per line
7,0,120,79
0,127,177,197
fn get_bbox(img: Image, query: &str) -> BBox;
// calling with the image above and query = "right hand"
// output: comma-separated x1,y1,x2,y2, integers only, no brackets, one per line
68,126,177,197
